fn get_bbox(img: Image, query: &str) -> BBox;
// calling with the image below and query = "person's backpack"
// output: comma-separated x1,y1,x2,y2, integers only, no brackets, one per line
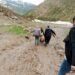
34,29,40,37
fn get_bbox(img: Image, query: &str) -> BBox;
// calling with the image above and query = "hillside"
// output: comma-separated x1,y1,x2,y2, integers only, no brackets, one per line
0,4,20,17
27,0,75,21
0,5,27,25
0,0,36,15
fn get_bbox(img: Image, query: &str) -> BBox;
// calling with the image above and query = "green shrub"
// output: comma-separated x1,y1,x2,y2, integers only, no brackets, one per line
7,25,28,35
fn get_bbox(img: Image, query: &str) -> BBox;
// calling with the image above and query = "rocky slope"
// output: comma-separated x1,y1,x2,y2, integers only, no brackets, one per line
0,5,27,25
0,0,36,15
28,0,75,21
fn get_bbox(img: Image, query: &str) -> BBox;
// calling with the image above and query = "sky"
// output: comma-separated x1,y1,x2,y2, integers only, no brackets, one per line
16,0,44,5
0,0,44,5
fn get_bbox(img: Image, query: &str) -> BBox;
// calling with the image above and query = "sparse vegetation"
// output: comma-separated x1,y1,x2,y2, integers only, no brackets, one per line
0,25,29,36
27,0,75,21
7,25,29,35
37,16,59,21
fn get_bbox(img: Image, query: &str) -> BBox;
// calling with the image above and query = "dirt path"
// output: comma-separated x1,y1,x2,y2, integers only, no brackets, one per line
0,25,73,75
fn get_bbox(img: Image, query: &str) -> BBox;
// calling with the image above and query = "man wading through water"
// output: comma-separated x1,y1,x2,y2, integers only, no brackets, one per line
58,17,75,75
44,26,56,46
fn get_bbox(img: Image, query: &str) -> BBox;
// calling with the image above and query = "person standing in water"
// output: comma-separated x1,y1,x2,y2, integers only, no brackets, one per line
44,26,56,46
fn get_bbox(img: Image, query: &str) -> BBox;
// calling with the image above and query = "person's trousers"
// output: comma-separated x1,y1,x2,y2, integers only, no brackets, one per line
45,36,51,45
35,36,40,45
58,59,71,75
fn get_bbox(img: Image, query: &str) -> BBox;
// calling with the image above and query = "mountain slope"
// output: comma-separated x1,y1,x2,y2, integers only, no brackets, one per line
0,4,19,17
0,5,27,25
0,0,36,15
28,0,75,21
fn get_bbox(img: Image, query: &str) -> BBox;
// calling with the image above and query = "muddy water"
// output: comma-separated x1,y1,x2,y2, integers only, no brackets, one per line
0,24,74,75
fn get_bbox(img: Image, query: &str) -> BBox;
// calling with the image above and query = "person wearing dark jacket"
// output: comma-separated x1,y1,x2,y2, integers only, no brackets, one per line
44,26,56,46
58,17,75,75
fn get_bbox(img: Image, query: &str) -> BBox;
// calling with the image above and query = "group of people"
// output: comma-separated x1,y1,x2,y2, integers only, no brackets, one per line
33,17,75,75
33,26,56,46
